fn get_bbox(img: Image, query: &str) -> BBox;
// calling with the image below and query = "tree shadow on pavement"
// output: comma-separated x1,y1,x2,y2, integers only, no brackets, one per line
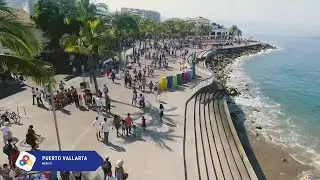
121,135,146,144
60,108,71,115
130,101,179,128
104,141,126,152
143,128,182,151
111,99,133,107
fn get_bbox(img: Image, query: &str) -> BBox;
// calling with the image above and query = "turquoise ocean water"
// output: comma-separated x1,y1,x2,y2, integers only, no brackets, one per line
226,35,320,175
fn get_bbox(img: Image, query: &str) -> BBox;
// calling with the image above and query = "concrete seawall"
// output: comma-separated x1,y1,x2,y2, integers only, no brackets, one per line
182,61,258,179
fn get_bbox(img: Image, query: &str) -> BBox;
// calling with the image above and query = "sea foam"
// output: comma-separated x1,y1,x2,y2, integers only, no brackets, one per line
225,48,320,177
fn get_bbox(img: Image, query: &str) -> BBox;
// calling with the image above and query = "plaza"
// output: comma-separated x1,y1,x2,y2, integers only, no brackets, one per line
0,49,204,179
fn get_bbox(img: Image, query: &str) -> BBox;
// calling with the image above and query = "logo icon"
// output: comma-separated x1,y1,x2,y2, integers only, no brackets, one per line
15,151,36,171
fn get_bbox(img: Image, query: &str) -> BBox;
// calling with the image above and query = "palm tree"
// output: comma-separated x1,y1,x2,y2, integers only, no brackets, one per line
110,12,139,62
228,25,242,39
0,0,54,85
139,19,157,48
61,0,116,93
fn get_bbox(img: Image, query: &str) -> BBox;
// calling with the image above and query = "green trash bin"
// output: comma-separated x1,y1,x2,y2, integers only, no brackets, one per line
177,73,182,85
173,75,178,88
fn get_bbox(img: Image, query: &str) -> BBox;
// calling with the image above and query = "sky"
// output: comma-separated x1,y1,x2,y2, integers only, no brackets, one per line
96,0,319,36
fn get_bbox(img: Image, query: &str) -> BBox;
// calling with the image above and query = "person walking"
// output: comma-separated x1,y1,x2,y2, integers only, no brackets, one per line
159,104,164,122
115,159,128,180
59,81,65,91
26,130,37,150
102,156,112,180
105,94,111,113
131,89,137,106
1,122,12,145
111,69,116,83
149,81,153,93
101,118,110,144
2,138,13,160
31,87,36,105
154,84,158,101
141,116,146,131
103,85,109,96
35,88,43,107
138,94,145,108
93,117,101,140
113,115,121,137
125,113,133,136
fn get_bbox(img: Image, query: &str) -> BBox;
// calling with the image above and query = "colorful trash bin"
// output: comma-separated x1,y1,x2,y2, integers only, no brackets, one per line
159,77,167,91
184,71,189,82
188,70,192,81
167,76,173,89
177,73,182,85
181,72,185,84
173,75,178,88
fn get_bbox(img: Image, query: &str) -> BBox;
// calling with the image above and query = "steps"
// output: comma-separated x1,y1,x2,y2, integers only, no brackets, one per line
183,91,258,180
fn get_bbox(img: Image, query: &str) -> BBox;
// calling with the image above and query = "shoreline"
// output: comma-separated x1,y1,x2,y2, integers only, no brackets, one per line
205,44,317,179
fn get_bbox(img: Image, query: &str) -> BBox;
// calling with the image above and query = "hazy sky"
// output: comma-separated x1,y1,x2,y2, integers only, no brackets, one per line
97,0,319,36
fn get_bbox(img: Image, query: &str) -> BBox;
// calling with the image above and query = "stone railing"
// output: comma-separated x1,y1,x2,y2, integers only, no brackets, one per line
192,62,215,92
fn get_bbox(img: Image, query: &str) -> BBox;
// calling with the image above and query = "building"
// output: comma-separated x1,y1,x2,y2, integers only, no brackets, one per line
5,0,35,15
185,16,210,26
121,8,161,22
210,22,229,38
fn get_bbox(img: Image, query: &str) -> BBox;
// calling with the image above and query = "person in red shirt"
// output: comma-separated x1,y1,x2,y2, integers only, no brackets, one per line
9,146,19,168
141,116,146,131
125,113,133,136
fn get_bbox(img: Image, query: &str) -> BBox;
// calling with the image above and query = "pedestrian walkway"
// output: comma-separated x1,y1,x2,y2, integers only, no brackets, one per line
0,47,203,179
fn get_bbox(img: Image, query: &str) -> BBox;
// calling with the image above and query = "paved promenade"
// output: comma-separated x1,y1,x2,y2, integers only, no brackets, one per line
0,51,203,179
0,46,259,180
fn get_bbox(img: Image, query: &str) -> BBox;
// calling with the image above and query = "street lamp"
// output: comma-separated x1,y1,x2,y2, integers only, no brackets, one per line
48,85,62,150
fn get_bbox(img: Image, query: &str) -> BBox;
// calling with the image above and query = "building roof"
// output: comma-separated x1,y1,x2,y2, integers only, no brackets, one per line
12,9,32,24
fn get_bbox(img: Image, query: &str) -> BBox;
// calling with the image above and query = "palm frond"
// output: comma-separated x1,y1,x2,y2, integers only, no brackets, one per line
60,34,88,55
0,0,12,14
0,55,55,85
0,12,43,57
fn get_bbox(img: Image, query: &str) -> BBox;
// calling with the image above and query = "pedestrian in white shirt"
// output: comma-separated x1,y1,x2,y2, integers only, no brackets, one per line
93,117,101,140
101,118,110,144
95,97,103,114
35,88,43,107
1,122,12,144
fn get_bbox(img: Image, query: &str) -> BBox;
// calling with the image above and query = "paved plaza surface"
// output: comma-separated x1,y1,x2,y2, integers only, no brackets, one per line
0,51,207,179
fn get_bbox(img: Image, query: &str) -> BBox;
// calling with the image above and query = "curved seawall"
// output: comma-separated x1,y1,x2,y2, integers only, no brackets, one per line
182,61,259,180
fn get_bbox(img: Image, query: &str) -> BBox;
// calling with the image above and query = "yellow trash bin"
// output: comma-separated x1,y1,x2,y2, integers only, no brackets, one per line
159,77,167,91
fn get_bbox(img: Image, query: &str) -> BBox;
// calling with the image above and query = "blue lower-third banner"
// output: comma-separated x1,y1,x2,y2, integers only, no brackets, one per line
16,151,103,171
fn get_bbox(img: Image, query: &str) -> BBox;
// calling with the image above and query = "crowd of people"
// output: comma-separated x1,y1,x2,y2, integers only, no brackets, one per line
0,39,190,180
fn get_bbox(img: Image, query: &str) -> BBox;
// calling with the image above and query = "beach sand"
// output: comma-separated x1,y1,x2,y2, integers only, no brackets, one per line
246,131,311,180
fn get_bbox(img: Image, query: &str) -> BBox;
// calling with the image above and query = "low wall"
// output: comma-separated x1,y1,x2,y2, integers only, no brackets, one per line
184,63,258,179
217,43,262,54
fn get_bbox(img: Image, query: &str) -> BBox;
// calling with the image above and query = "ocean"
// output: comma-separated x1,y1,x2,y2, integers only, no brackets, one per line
226,35,320,175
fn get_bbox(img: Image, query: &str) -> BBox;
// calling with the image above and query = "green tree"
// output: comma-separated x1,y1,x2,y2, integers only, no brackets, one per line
61,0,116,93
228,25,242,39
139,19,157,47
0,0,54,85
198,24,212,36
32,0,79,50
111,12,139,61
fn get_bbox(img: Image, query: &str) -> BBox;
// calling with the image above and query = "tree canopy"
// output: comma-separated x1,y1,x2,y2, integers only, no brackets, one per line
32,0,80,50
0,0,54,85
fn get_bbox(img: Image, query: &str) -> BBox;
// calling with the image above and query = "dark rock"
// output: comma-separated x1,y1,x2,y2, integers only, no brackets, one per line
281,158,289,164
256,126,262,130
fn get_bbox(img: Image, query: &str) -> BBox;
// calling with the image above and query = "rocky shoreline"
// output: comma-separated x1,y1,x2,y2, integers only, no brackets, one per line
206,43,276,87
204,43,318,179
